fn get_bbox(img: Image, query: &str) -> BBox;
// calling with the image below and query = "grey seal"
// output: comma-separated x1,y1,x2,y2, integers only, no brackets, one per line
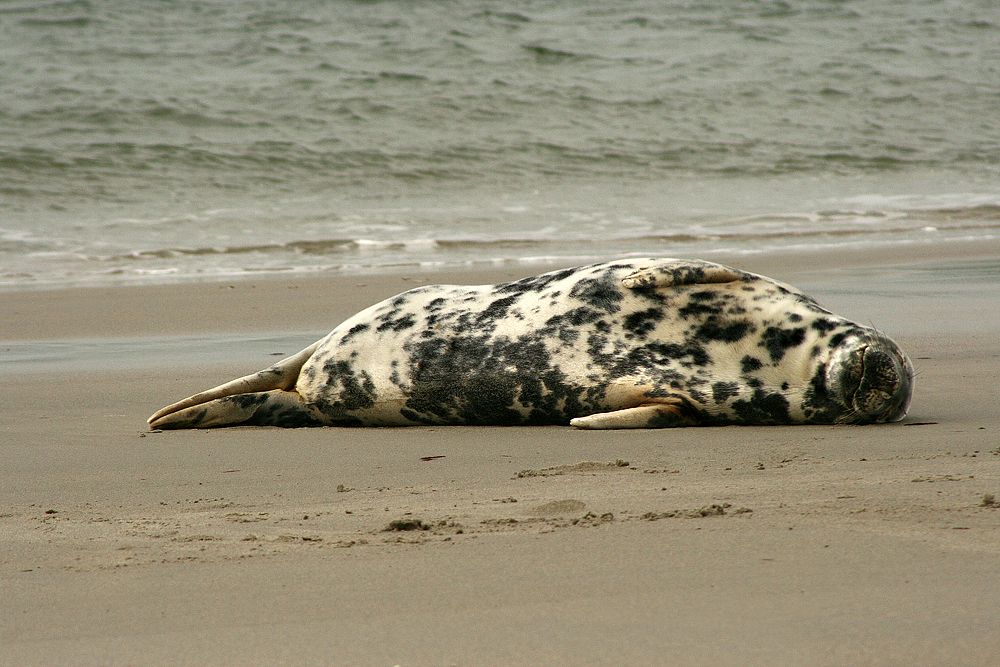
148,258,913,430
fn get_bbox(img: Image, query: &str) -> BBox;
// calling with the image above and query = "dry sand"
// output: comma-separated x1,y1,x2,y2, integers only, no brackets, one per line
2,248,1000,666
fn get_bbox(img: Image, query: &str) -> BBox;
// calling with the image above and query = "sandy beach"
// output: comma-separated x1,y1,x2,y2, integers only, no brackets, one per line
3,247,1000,666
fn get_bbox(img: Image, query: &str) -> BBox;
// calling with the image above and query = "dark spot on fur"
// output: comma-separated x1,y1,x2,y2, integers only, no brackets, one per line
732,389,791,424
425,297,448,311
341,322,370,343
802,365,845,423
321,359,377,410
696,319,751,343
612,342,710,375
741,355,763,373
568,277,622,313
376,313,416,333
761,326,806,362
826,327,865,349
623,308,664,338
566,306,603,327
712,381,740,403
478,295,519,324
542,307,605,344
811,318,839,335
495,268,576,294
678,299,722,319
557,328,580,344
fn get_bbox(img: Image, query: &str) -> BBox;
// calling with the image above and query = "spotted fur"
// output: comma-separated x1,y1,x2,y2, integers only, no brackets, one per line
148,258,913,430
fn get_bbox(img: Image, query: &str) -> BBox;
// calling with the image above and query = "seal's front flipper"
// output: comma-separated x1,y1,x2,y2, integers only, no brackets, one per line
621,260,747,290
570,399,697,429
149,390,326,429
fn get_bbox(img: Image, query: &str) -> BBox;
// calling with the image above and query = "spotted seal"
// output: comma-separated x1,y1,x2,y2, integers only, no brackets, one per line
148,258,913,430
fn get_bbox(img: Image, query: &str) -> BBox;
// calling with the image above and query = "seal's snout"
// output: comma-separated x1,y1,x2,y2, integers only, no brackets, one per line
849,340,913,423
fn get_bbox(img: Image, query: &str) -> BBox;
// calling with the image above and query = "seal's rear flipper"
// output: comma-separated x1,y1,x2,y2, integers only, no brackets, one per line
149,390,327,429
569,399,697,429
147,342,319,429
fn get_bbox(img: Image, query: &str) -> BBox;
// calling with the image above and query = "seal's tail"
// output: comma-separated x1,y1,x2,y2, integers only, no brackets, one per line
148,342,323,429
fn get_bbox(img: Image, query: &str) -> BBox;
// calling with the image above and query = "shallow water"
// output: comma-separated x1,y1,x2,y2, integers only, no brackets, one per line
2,0,999,289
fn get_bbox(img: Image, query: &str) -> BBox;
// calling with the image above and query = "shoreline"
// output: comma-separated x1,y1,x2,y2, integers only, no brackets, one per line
5,238,1000,343
3,246,1000,665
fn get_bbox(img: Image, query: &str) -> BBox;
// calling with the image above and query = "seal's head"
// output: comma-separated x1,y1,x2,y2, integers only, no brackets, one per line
827,332,913,424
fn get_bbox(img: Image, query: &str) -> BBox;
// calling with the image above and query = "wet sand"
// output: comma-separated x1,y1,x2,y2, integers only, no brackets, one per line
3,249,999,666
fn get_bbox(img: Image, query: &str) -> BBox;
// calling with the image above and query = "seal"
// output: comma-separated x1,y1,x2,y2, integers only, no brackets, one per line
148,258,913,430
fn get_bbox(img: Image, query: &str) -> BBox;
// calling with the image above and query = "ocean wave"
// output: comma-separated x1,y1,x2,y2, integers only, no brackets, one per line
3,0,1000,289
132,238,404,259
5,199,993,288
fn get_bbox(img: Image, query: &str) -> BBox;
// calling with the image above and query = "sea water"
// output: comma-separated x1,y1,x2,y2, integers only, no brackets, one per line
2,0,999,290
